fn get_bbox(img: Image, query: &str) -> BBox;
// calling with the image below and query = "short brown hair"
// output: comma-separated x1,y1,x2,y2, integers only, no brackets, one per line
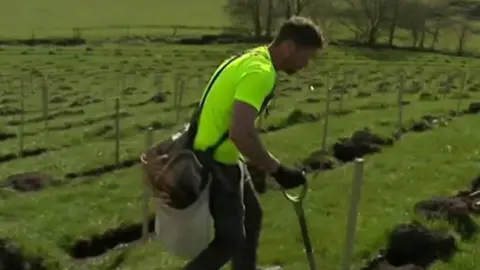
273,16,325,49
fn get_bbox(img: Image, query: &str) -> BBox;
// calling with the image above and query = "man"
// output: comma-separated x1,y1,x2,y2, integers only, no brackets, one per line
185,16,325,270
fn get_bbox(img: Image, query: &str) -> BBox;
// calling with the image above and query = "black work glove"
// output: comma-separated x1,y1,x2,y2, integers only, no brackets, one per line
270,164,306,189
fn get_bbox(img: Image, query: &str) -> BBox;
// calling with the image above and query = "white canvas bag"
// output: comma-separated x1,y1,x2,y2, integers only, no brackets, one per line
154,161,250,259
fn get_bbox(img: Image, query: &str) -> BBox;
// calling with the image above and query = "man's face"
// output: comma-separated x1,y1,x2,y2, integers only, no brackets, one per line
281,41,318,75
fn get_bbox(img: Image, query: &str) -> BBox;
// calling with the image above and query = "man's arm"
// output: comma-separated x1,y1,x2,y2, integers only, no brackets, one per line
230,101,279,173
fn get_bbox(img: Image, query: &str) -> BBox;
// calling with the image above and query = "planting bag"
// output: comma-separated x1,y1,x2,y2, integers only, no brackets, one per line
153,179,212,259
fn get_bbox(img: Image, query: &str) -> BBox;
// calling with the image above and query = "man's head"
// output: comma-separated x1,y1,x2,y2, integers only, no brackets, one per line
269,16,325,75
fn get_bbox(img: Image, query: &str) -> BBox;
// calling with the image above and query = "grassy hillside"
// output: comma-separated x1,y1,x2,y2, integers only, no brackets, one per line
0,43,480,269
1,0,480,269
0,0,228,39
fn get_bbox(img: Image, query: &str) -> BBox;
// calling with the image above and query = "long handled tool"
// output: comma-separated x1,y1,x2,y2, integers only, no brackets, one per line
283,181,317,270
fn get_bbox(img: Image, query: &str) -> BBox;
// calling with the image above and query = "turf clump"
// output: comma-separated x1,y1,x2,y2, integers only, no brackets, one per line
332,128,394,162
0,239,46,270
2,172,59,192
69,95,102,107
301,150,338,171
408,115,449,132
362,222,457,269
414,193,479,240
466,102,480,114
0,105,22,116
414,173,480,240
264,109,319,132
0,131,15,141
150,92,167,103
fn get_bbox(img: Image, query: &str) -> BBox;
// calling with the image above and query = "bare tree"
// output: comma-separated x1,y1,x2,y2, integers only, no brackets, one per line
428,11,449,50
265,0,274,38
452,17,472,55
224,0,264,38
397,0,431,48
304,0,338,41
279,0,309,18
385,0,406,46
339,0,389,45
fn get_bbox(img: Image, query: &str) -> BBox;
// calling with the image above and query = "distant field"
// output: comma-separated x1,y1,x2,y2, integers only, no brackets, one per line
0,0,228,39
0,43,480,269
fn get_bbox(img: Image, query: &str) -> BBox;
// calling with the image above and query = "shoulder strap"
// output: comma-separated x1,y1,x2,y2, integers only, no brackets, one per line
185,54,242,150
189,55,241,125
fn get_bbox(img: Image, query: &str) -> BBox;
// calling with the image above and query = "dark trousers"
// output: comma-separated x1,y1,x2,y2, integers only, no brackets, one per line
182,162,263,270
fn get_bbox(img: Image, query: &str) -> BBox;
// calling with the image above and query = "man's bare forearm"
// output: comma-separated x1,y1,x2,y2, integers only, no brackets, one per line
230,129,279,173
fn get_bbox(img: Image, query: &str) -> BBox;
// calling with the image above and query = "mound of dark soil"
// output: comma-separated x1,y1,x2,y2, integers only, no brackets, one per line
135,121,174,132
418,92,438,101
284,109,318,125
68,216,155,258
84,124,114,138
408,115,449,132
0,131,15,141
301,150,338,172
357,91,372,98
263,109,319,133
362,222,457,269
331,108,354,116
358,102,389,110
0,106,22,116
303,97,322,103
49,96,67,104
414,195,478,240
1,172,59,192
333,129,394,162
69,95,102,107
0,98,16,105
150,92,167,103
122,87,137,95
466,102,480,114
0,239,46,270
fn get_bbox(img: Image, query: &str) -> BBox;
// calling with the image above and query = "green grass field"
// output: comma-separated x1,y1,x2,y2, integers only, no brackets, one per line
1,1,480,269
1,43,480,269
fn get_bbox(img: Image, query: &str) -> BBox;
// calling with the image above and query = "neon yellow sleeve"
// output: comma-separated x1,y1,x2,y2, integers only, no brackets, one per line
233,64,275,112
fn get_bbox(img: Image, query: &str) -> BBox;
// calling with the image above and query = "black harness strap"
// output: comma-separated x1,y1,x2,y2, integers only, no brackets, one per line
185,54,241,150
